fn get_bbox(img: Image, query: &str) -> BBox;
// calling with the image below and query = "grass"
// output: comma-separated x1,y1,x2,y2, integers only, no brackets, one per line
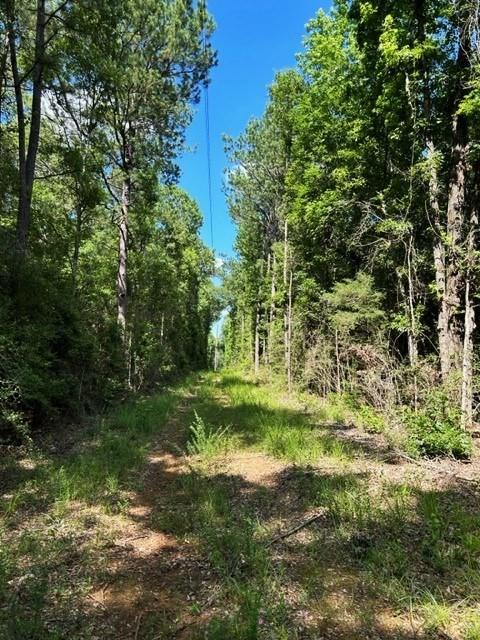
191,373,354,465
1,369,479,639
178,372,480,638
0,381,185,639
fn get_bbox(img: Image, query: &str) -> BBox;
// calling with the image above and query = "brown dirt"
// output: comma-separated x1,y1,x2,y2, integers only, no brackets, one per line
77,384,479,640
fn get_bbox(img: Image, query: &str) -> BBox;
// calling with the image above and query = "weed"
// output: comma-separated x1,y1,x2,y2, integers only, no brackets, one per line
403,388,472,458
187,411,231,458
419,592,451,632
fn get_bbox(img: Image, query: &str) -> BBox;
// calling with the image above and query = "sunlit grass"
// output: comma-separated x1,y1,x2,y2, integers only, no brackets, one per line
2,369,480,639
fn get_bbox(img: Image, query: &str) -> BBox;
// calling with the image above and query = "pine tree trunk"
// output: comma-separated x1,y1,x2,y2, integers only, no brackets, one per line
461,276,475,428
461,160,479,428
265,252,271,365
444,113,468,381
287,268,293,393
269,253,276,365
283,219,289,379
414,0,451,379
443,16,471,384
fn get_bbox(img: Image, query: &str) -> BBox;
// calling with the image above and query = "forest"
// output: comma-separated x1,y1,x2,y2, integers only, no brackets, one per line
1,1,480,639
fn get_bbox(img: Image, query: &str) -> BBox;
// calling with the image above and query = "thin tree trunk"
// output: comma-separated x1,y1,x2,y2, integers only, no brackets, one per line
283,219,289,378
0,31,9,121
461,275,475,428
335,329,341,395
72,209,82,289
287,268,293,393
240,311,245,360
7,3,28,257
160,312,165,345
265,252,271,365
406,235,419,369
269,253,276,365
254,302,260,374
12,0,46,257
117,174,130,332
461,160,479,428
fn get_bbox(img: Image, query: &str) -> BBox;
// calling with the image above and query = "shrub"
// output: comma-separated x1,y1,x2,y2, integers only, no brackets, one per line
404,390,472,458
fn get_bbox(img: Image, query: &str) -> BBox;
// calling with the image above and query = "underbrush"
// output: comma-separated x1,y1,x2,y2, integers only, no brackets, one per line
2,391,179,520
403,389,473,458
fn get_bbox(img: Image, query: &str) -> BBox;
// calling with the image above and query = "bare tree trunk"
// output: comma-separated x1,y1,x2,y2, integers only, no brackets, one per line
335,329,341,395
461,161,479,428
269,253,276,365
117,174,130,332
7,2,27,256
406,234,419,368
160,312,165,345
287,268,293,393
414,0,451,378
240,311,245,360
72,206,83,289
0,31,9,121
254,302,260,374
265,252,271,365
444,112,468,378
461,275,475,428
283,219,289,379
443,16,471,385
10,0,46,257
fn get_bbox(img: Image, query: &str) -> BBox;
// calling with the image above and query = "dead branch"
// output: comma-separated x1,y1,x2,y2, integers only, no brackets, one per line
267,509,327,547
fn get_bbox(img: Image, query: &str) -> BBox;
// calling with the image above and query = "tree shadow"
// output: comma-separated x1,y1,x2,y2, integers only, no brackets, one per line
70,450,479,639
313,420,395,459
3,377,479,639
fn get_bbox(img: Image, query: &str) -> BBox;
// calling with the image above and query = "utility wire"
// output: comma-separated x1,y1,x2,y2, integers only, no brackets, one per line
204,81,214,251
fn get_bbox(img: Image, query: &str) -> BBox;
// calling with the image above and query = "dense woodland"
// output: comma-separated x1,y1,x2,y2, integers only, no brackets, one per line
2,2,480,639
0,0,218,440
223,0,480,457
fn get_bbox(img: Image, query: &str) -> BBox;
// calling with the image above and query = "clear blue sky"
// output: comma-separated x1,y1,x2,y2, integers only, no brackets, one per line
179,0,331,259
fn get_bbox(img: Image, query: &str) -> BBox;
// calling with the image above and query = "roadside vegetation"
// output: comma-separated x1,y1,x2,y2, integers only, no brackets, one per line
2,371,478,639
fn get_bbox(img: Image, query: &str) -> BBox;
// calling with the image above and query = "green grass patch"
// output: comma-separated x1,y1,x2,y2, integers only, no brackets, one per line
0,379,189,639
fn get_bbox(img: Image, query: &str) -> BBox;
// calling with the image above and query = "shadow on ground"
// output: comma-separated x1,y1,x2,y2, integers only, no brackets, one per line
2,374,479,639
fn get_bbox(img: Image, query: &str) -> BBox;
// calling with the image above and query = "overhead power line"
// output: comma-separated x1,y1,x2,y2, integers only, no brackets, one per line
204,81,214,251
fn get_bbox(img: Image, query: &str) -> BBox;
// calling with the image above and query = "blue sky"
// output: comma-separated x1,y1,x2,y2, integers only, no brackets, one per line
179,0,331,259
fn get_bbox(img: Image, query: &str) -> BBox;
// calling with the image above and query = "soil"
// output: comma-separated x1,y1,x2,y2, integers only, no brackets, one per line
77,384,480,640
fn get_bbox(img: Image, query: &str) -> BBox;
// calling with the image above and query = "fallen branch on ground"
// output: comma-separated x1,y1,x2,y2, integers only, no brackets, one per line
267,509,327,547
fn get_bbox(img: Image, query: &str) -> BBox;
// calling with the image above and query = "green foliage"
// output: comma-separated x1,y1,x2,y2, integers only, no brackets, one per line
324,272,385,336
0,0,218,439
357,404,386,433
186,411,231,458
404,390,473,458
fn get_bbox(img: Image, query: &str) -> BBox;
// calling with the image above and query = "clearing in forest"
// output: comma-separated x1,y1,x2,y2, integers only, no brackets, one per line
1,371,480,639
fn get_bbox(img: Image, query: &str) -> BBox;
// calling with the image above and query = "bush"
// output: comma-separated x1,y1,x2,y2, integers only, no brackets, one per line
404,390,472,458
